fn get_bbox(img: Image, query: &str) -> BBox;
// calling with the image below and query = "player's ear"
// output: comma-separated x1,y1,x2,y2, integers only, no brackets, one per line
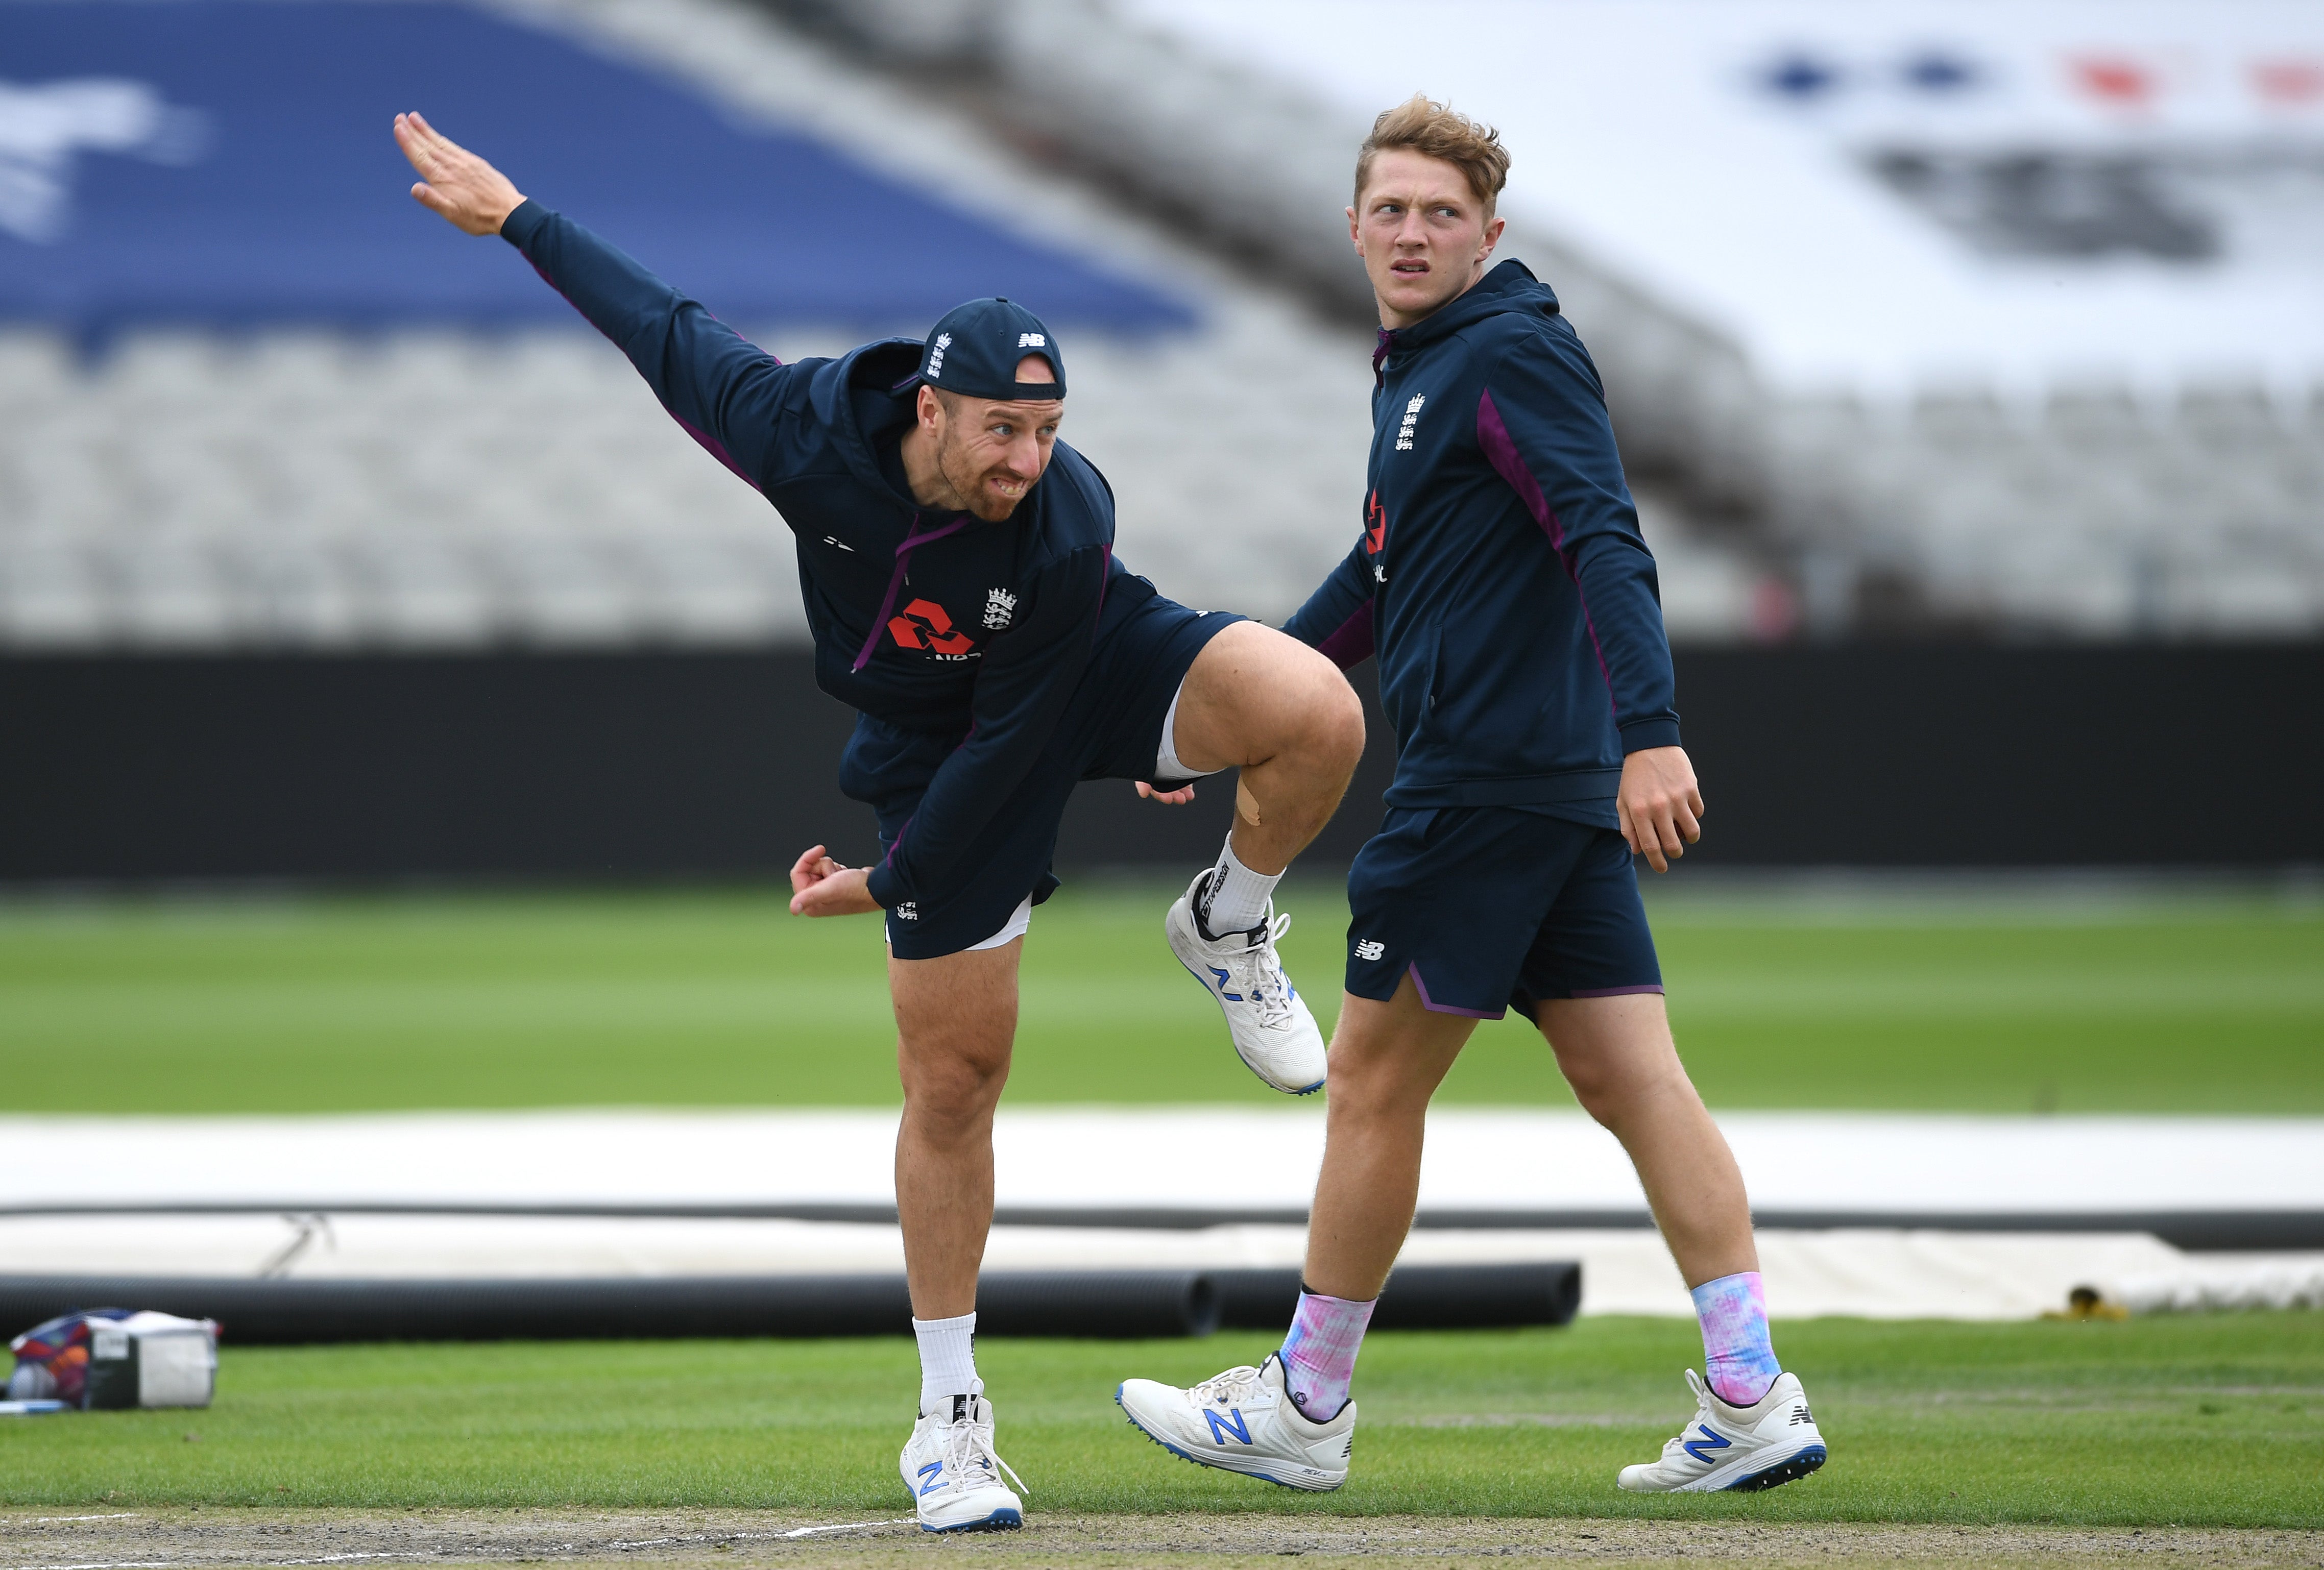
917,384,942,433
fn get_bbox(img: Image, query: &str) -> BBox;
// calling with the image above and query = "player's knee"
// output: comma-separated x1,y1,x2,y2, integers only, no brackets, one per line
1316,673,1366,770
899,1044,1009,1130
1561,1051,1680,1132
1325,1046,1428,1121
1566,1072,1625,1130
1287,657,1364,770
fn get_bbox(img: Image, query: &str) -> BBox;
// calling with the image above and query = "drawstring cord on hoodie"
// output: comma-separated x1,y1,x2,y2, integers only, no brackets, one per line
1372,327,1397,388
855,511,976,672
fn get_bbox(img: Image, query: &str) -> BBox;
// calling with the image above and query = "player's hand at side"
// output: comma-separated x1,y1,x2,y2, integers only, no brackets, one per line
1617,746,1704,874
393,111,525,235
1133,781,1198,805
788,844,882,917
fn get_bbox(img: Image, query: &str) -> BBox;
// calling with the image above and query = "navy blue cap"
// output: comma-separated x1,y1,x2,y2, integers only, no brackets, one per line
910,297,1066,401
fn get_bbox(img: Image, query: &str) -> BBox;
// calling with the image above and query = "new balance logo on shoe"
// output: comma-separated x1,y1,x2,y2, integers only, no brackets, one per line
1353,940,1385,961
1791,1406,1814,1426
1208,965,1243,1001
1203,1407,1252,1446
1681,1424,1733,1464
916,1461,944,1496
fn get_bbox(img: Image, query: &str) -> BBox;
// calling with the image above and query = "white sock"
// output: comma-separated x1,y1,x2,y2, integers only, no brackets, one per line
1199,835,1282,936
912,1312,981,1413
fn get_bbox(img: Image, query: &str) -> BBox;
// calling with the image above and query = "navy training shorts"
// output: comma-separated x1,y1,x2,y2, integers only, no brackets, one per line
1343,804,1662,1021
843,594,1243,960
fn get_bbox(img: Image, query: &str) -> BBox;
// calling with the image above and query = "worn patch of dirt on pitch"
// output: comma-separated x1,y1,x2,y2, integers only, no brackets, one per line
3,1511,2320,1568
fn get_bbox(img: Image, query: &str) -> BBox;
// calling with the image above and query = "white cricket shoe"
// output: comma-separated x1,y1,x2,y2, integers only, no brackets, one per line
1116,1352,1353,1491
1165,871,1327,1095
899,1394,1026,1532
1618,1369,1827,1493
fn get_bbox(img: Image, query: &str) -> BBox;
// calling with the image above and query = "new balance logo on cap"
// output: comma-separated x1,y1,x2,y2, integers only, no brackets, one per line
916,299,1067,401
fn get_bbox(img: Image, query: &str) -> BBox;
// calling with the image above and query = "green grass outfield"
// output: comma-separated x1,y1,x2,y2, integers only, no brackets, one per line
1,880,2316,1114
3,1315,2319,1527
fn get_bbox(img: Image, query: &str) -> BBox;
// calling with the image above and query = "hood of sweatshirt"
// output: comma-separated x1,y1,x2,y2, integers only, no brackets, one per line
1377,258,1561,376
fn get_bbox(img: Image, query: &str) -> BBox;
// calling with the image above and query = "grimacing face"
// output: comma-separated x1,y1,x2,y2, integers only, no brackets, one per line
1349,147,1506,329
924,354,1061,521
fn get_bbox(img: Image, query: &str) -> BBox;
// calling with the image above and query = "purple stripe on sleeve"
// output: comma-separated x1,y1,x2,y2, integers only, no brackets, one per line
1314,598,1376,670
670,411,751,483
1408,963,1506,1020
1476,388,1617,718
1568,984,1666,999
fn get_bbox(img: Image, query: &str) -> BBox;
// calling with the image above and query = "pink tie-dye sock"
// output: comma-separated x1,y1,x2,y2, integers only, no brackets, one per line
1691,1270,1782,1407
1279,1286,1375,1420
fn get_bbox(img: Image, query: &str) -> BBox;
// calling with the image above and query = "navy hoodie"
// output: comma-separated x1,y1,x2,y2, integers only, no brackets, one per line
498,201,1154,909
1284,259,1679,825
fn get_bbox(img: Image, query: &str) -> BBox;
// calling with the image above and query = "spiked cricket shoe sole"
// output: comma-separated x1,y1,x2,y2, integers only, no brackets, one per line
919,1503,1023,1533
1626,1440,1828,1493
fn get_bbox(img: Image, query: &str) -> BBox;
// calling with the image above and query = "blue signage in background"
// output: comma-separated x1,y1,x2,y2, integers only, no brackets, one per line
0,1,1194,337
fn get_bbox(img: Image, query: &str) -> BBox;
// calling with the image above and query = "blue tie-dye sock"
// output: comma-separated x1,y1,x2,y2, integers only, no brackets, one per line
1691,1270,1781,1407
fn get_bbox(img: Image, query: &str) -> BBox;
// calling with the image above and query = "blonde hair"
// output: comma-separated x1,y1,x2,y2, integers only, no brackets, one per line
1354,93,1510,213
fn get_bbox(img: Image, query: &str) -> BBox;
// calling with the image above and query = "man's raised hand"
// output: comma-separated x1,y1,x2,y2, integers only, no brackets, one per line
394,111,524,235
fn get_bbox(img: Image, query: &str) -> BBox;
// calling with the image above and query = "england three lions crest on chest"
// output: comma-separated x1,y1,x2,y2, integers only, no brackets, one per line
1395,394,1424,452
982,587,1017,630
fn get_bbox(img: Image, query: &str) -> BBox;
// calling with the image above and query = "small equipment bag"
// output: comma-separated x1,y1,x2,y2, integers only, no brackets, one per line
9,1309,219,1410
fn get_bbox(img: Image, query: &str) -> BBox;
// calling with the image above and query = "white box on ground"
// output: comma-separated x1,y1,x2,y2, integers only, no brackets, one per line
87,1312,218,1410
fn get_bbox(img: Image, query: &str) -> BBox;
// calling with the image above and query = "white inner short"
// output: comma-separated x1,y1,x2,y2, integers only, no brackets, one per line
1154,672,1224,786
886,674,1220,956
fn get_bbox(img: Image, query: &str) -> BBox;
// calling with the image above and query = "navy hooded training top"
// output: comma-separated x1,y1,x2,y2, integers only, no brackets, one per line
1282,259,1680,827
498,201,1153,910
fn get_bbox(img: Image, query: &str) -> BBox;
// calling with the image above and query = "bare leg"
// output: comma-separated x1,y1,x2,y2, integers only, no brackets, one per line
1537,993,1756,1286
892,940,1022,1318
1302,975,1478,1298
1169,622,1364,874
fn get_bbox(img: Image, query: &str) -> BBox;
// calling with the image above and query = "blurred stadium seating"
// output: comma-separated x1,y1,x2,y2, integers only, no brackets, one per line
808,0,2324,639
0,0,1401,648
0,0,1820,654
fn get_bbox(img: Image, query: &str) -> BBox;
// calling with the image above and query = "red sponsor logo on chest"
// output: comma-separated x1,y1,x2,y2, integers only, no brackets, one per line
889,597,978,657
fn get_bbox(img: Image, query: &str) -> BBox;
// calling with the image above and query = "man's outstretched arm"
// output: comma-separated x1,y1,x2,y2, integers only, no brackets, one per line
393,111,791,487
